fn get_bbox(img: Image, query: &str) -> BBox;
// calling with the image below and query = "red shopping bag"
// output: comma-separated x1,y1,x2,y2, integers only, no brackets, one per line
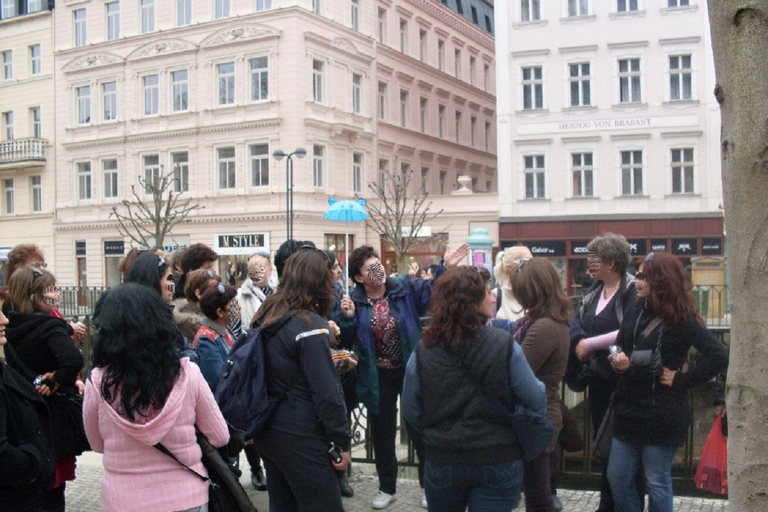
694,416,728,495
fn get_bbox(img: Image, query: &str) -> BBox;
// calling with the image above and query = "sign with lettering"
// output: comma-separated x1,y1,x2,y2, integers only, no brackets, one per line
519,240,566,257
627,239,647,256
672,238,697,255
0,247,10,261
518,115,699,136
701,238,723,256
650,239,668,252
571,241,590,256
103,240,125,256
76,241,87,257
215,233,270,255
148,235,190,254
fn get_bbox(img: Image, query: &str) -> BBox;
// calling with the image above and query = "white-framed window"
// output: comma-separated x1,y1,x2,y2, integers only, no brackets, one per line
215,0,230,18
437,40,445,71
176,0,191,27
29,44,41,76
352,73,362,114
140,0,155,33
352,152,363,193
618,58,641,103
420,167,429,192
172,151,189,192
143,154,160,194
311,0,320,14
399,19,407,53
1,0,17,18
668,0,689,6
102,81,117,121
617,0,638,12
470,116,477,147
521,0,540,21
143,74,159,115
217,62,235,105
103,159,118,198
483,63,490,91
76,86,91,124
77,162,92,200
312,59,324,103
171,70,188,112
669,55,692,100
73,9,87,47
250,144,269,187
106,2,120,40
620,150,643,195
671,148,694,193
30,175,42,213
377,8,386,43
3,179,14,215
3,111,12,140
2,50,12,80
568,0,589,16
522,66,544,110
438,104,445,138
454,49,461,78
28,0,44,13
469,56,476,86
524,155,545,199
378,159,388,190
218,147,236,189
399,90,408,127
484,121,491,151
378,82,386,120
419,30,426,62
571,152,594,197
569,62,591,107
313,145,324,188
30,107,41,138
250,57,268,102
419,97,427,133
255,0,272,11
351,0,359,30
454,111,461,143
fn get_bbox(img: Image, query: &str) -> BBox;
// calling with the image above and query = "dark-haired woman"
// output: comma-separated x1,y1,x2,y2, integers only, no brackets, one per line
173,268,222,342
83,283,229,512
5,267,85,512
402,266,546,512
607,253,727,512
253,248,351,512
194,283,240,392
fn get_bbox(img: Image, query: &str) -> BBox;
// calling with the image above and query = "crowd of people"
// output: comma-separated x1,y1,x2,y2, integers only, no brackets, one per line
0,232,727,512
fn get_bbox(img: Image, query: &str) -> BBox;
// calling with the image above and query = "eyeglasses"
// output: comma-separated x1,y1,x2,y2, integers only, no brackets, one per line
30,266,45,277
31,261,48,269
156,255,166,268
137,245,150,253
250,251,271,262
297,245,333,269
645,252,655,263
514,258,530,273
635,272,647,281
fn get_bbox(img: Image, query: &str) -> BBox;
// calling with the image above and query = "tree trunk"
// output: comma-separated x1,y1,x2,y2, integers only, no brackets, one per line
708,2,768,510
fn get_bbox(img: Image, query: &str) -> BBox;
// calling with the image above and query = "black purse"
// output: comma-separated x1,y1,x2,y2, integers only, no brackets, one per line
629,317,663,376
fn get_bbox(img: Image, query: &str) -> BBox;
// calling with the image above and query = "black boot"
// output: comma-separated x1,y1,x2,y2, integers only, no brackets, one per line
338,471,354,498
251,465,267,491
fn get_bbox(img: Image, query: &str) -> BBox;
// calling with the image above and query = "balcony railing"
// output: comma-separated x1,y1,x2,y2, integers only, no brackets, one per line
0,138,47,169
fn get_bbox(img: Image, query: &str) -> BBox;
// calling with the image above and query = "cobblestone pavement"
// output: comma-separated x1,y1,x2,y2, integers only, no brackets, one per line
67,451,730,511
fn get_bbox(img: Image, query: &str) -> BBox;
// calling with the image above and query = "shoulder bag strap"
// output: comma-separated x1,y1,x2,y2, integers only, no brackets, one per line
3,342,38,382
153,440,214,487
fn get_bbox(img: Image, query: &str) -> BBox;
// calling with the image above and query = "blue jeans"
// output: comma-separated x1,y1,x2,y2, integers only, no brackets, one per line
424,460,523,512
607,438,678,512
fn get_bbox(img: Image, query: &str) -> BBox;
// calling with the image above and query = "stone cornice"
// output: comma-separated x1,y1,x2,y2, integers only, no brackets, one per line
200,119,280,134
305,33,375,65
62,52,124,73
126,39,198,61
200,25,281,48
405,0,494,50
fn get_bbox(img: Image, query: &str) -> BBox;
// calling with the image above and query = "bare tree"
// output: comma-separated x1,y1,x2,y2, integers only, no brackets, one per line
708,2,768,510
110,165,202,249
367,158,444,274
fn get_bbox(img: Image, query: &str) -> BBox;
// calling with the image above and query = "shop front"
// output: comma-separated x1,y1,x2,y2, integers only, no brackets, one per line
214,232,271,287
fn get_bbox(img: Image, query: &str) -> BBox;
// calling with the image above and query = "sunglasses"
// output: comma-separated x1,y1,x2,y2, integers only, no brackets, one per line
645,252,655,263
31,266,45,277
514,258,530,273
635,272,647,281
250,251,271,262
297,245,333,269
31,261,48,269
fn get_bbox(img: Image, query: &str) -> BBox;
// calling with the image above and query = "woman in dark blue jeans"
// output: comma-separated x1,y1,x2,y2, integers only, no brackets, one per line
402,267,546,512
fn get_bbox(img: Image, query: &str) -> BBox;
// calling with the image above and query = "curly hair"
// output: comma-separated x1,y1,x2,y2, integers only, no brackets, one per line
586,233,632,275
91,283,181,422
421,267,487,351
124,253,169,296
180,243,219,273
511,258,572,324
8,266,56,314
4,244,45,284
184,269,221,303
199,282,237,320
348,245,379,282
642,252,702,327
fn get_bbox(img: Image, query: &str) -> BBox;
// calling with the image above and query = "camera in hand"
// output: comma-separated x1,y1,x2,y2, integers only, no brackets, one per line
328,443,343,464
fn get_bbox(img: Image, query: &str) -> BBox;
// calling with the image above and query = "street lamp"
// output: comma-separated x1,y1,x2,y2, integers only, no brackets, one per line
273,147,307,240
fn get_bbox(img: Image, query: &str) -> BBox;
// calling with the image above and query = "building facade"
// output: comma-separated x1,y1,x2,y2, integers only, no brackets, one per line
495,0,724,295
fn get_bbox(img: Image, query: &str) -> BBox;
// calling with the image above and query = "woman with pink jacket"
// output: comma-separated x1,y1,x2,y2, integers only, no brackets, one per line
84,283,229,512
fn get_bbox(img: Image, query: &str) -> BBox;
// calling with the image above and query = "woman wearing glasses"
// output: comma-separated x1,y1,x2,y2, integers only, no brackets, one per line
194,283,240,393
253,248,351,512
236,252,275,329
607,252,727,512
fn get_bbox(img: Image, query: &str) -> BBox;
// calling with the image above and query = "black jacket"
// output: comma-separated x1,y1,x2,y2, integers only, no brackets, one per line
0,360,56,511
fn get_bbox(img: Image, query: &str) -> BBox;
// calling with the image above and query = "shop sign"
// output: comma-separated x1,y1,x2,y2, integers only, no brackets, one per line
214,233,270,255
672,238,697,255
76,241,87,257
0,247,10,261
701,238,723,256
147,234,190,254
520,240,566,257
627,239,647,256
650,239,668,252
570,241,590,256
103,240,125,256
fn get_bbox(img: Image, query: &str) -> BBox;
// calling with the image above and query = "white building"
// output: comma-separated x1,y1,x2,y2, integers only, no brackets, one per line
495,0,724,295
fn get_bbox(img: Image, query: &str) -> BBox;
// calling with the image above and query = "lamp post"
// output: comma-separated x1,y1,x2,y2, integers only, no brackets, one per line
273,147,307,240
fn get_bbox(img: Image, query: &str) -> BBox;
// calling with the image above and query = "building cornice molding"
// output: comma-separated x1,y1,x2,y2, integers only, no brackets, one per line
660,130,703,138
200,119,280,134
126,39,198,61
200,25,281,49
62,52,124,73
610,133,651,141
514,138,553,146
607,40,649,49
562,136,602,143
512,49,550,58
500,212,724,224
305,33,375,65
558,44,599,54
404,0,494,50
659,36,701,46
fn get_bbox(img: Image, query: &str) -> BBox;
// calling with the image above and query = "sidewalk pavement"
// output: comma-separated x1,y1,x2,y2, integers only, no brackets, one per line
67,451,730,511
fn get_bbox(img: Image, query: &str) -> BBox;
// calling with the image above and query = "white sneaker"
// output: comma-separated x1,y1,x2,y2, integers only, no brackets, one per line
372,491,397,509
421,492,428,508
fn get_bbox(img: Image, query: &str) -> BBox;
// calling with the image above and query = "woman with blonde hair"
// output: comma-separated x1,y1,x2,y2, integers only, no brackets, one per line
492,246,533,321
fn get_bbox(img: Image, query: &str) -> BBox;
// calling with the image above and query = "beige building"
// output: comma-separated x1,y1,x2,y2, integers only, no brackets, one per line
51,0,497,287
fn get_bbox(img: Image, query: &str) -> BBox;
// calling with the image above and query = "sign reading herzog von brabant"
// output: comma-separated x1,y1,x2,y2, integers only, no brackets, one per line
518,115,699,136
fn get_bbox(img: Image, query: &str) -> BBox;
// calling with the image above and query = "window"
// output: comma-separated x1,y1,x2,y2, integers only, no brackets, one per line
419,97,427,133
102,81,117,121
1,0,17,18
378,159,388,190
312,59,323,103
215,0,229,18
2,50,11,80
352,73,362,114
171,70,188,111
483,63,489,91
352,152,363,193
617,0,638,12
176,0,191,26
3,111,12,139
569,63,591,107
419,30,426,62
140,0,155,33
378,82,386,120
569,0,588,16
250,57,268,102
438,104,445,137
420,167,429,192
438,40,445,71
30,176,42,213
103,159,118,198
618,58,641,103
106,2,120,40
620,150,643,195
255,0,272,10
172,152,189,192
571,152,594,197
30,45,41,76
524,155,545,198
470,5,478,23
351,0,359,30
143,74,159,115
522,66,544,110
454,49,461,78
377,9,386,43
76,86,91,124
469,56,476,86
439,170,446,194
77,162,92,200
28,0,45,13
669,55,692,100
668,0,688,6
521,0,540,21
470,116,477,147
399,20,407,53
484,121,491,151
74,9,87,47
454,111,461,143
218,147,236,189
312,0,320,13
143,155,160,194
30,107,41,138
671,148,694,193
313,145,324,187
455,0,464,14
250,144,269,187
217,62,235,105
3,179,13,215
399,90,408,127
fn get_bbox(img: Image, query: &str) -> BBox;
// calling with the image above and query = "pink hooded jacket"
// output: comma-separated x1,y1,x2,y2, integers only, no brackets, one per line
84,358,229,512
